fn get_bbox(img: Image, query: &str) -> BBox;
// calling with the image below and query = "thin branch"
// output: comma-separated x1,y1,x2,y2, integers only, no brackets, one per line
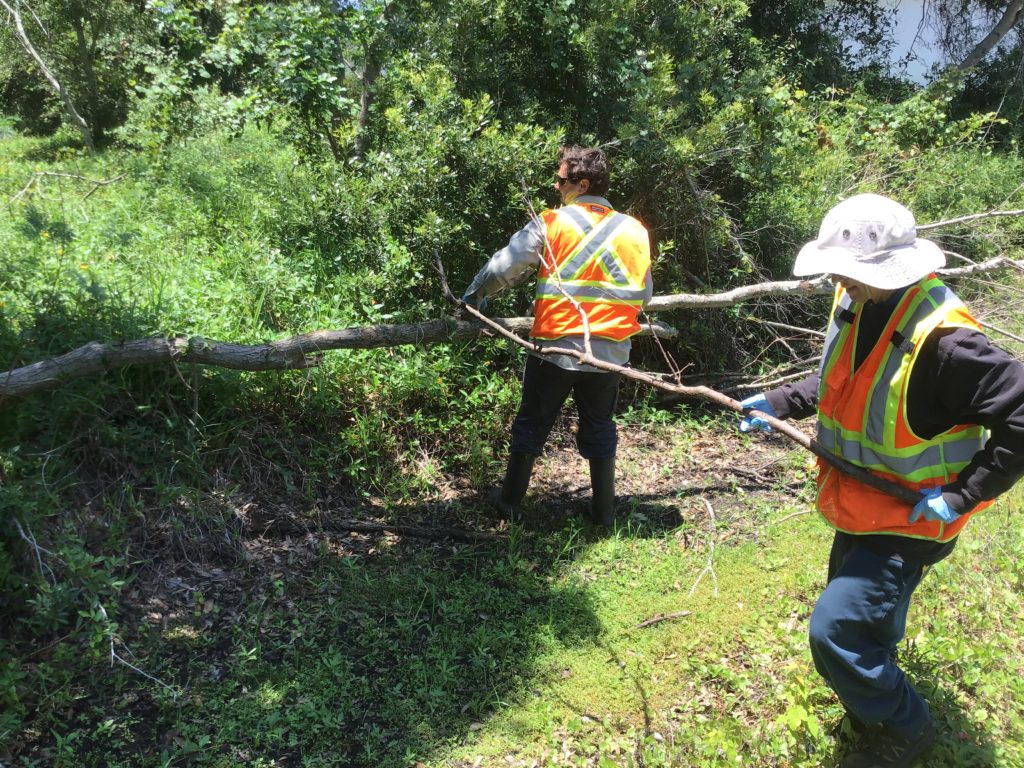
11,171,127,203
648,277,832,311
979,320,1024,345
13,517,56,585
918,208,1024,230
687,498,718,599
94,602,180,698
772,509,811,525
745,316,827,338
634,610,691,630
649,258,1022,312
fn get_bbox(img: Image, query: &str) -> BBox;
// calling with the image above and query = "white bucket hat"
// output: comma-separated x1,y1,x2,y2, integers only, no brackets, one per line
792,194,945,289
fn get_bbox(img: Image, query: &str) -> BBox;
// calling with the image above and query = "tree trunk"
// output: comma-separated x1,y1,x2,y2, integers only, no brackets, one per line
71,11,103,143
354,44,382,160
0,0,95,151
954,0,1024,71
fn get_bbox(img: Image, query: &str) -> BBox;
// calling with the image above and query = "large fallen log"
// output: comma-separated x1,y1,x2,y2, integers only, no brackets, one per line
0,316,677,402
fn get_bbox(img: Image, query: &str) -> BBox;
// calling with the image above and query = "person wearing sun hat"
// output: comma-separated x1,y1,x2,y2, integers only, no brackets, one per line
739,194,1024,767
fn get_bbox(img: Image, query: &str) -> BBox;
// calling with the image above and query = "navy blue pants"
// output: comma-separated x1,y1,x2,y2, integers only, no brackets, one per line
808,534,930,739
509,355,620,459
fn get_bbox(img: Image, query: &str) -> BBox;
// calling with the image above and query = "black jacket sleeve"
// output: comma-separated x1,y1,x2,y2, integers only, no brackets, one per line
765,374,820,421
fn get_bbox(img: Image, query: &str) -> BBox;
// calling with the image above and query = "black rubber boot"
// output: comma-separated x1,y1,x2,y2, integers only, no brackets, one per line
588,457,616,528
490,452,535,520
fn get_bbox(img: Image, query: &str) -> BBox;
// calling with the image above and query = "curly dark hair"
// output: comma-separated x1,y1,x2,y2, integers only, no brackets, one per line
557,145,610,196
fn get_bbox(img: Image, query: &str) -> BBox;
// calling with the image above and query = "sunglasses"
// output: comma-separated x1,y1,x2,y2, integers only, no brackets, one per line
555,175,581,186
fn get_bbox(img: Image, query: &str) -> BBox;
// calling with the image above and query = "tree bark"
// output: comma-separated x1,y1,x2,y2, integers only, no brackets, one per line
0,317,677,402
70,10,103,142
0,0,95,151
954,0,1024,71
353,53,380,159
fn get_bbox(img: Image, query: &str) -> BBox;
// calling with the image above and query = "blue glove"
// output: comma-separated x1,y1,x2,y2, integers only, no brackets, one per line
461,291,488,314
908,487,960,524
738,393,775,433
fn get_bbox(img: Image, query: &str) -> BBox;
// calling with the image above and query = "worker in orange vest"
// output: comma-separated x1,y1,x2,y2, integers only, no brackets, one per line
740,194,1024,767
462,146,653,527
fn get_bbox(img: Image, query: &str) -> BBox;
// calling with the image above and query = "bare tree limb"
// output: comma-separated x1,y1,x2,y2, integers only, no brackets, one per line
648,257,1022,311
648,277,832,311
918,208,1024,231
0,317,678,402
952,0,1024,72
11,171,127,203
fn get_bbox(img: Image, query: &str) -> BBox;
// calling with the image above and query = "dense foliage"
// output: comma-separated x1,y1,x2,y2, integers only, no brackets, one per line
2,0,1024,764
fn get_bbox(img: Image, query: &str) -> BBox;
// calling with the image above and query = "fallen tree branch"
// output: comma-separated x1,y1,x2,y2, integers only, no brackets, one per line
0,318,676,402
648,257,1022,312
11,171,128,203
634,610,691,629
1,255,1017,403
648,277,831,311
917,208,1024,231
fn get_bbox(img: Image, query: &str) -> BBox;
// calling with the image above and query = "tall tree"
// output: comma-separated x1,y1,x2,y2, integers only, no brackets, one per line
948,0,1024,70
0,0,94,148
0,0,150,143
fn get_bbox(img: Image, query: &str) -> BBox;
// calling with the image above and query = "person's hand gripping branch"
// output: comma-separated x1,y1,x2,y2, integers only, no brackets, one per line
459,289,489,315
738,393,776,433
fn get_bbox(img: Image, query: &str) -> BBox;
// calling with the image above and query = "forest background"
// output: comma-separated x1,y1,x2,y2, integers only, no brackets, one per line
2,1,1024,766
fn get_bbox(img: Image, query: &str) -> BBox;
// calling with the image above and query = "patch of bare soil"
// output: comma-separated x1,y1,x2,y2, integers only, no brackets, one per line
522,415,816,533
123,416,818,610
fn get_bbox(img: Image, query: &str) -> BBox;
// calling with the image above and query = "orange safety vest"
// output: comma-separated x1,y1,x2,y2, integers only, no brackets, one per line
815,275,992,542
531,202,651,342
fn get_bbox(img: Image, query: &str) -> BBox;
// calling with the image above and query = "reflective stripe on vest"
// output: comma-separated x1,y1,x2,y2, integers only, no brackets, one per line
814,276,991,541
531,204,651,341
535,212,646,303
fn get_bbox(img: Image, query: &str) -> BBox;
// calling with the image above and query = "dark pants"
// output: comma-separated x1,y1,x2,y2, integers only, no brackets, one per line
509,355,620,459
808,534,930,738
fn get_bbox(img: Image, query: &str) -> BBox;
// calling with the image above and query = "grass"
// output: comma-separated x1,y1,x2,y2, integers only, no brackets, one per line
4,472,1022,767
